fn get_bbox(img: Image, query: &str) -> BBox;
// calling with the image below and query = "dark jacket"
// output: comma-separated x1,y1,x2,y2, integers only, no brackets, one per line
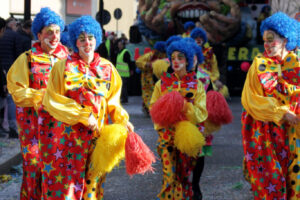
17,29,32,53
0,28,23,72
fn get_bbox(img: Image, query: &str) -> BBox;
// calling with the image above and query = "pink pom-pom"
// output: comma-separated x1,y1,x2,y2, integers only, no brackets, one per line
125,132,156,176
150,91,186,127
241,62,250,72
206,91,233,125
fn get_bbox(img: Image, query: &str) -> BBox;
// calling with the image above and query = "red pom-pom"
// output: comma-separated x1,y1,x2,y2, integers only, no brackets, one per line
125,132,156,176
206,91,233,125
144,47,152,54
150,91,186,127
134,47,140,60
241,62,250,72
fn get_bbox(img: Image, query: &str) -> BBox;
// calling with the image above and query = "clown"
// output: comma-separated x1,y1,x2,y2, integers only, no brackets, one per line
136,41,166,115
182,21,195,38
7,7,68,200
40,16,134,200
150,40,207,200
190,27,230,99
241,12,300,200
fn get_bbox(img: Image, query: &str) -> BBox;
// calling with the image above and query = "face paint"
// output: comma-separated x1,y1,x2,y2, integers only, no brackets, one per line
263,30,286,57
171,51,187,71
38,25,60,51
76,33,96,60
195,37,204,46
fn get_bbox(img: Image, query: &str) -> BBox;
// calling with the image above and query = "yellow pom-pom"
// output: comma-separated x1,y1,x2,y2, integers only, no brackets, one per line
89,124,128,177
174,121,205,157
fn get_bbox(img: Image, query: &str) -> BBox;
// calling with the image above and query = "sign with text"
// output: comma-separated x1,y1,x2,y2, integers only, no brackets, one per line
227,45,264,61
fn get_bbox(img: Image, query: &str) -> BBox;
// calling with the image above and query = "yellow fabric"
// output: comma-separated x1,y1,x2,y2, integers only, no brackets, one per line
7,52,45,110
241,55,291,125
136,52,155,109
135,51,153,71
203,119,221,136
199,48,220,82
174,120,205,157
152,59,170,79
150,78,207,131
42,58,129,130
89,124,128,177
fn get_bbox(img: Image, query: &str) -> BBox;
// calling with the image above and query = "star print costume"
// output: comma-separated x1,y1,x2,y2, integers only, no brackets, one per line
241,51,300,199
150,72,207,200
39,52,129,200
6,42,68,200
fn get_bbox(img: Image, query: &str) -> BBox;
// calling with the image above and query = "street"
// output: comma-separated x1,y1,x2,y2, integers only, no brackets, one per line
0,96,252,200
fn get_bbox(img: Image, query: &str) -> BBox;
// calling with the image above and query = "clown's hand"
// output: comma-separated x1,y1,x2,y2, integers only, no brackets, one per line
126,121,134,133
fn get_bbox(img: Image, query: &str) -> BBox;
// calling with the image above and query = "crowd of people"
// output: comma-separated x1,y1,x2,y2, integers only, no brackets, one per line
0,5,299,200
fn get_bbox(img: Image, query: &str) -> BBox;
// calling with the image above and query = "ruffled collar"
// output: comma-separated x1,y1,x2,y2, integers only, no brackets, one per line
31,42,68,59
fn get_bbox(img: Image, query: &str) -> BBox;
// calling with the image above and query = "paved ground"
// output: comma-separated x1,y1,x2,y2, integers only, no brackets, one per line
0,96,253,200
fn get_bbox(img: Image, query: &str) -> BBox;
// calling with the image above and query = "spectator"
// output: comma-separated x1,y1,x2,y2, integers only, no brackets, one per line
115,38,135,103
0,17,6,137
0,17,23,137
17,19,32,53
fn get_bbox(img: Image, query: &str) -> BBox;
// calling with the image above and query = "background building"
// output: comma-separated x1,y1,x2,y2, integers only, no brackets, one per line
0,0,137,37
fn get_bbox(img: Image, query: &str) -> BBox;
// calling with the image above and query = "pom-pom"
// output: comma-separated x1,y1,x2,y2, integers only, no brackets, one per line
125,132,156,176
144,47,152,54
89,124,128,177
134,47,140,60
206,91,233,125
174,121,205,157
241,62,250,72
150,91,186,127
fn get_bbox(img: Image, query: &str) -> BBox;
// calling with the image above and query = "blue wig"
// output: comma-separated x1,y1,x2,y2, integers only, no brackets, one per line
295,20,300,47
184,21,195,31
166,35,182,47
182,38,204,64
190,27,207,44
260,12,298,51
153,41,166,53
68,15,102,52
32,7,64,40
60,31,70,47
167,40,195,71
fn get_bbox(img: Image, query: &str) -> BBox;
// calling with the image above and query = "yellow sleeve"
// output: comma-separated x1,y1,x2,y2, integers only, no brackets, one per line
185,81,208,124
209,54,220,82
42,60,91,126
152,59,170,79
241,57,289,125
135,52,152,71
149,80,163,130
7,52,45,110
107,66,129,126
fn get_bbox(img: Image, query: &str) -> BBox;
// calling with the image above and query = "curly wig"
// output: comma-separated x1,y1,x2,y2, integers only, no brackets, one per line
153,41,166,53
260,12,298,51
166,35,182,47
60,30,70,47
184,21,195,31
182,37,204,64
190,27,207,44
68,15,102,52
32,7,64,39
167,40,195,71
